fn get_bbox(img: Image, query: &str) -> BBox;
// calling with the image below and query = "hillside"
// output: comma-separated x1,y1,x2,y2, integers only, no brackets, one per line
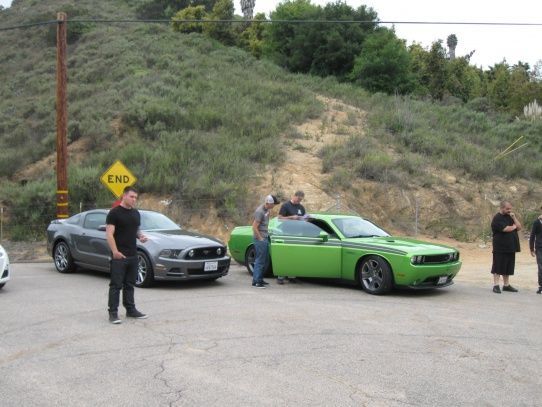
1,0,542,243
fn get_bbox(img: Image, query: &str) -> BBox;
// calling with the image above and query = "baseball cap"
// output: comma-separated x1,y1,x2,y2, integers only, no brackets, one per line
265,194,279,204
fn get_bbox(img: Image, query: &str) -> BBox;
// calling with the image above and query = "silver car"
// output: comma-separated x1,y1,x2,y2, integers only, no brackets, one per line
46,209,230,287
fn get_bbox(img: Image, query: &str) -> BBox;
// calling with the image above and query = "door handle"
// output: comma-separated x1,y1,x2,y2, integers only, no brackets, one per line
274,239,284,243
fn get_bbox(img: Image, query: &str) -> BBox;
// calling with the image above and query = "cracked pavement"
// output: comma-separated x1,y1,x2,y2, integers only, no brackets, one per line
1,262,541,406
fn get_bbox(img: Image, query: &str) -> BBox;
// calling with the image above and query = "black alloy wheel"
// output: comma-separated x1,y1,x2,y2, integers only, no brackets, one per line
359,255,393,295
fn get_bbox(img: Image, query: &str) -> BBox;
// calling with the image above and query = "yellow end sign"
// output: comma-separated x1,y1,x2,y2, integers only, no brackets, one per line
100,160,137,198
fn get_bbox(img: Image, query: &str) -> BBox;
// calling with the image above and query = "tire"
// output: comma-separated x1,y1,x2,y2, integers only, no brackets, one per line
358,255,393,295
245,245,256,275
136,251,154,288
0,283,5,289
245,244,273,277
53,241,76,273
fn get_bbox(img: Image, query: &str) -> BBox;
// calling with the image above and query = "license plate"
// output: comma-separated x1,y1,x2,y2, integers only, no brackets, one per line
204,261,218,272
437,276,448,285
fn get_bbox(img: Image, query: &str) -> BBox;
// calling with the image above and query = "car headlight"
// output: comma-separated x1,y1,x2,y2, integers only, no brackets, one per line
216,247,223,256
159,249,182,259
187,249,195,258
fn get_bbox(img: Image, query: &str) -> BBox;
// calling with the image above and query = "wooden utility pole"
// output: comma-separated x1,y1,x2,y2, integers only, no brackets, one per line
56,12,68,218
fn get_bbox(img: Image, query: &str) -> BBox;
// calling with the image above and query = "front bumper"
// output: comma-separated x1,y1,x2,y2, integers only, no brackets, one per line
0,260,10,284
153,256,231,281
394,261,462,289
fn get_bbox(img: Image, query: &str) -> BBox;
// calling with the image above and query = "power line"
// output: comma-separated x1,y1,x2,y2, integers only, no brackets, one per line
1,18,542,32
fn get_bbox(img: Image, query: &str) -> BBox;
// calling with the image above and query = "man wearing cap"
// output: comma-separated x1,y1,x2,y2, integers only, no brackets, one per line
529,208,542,294
251,194,279,288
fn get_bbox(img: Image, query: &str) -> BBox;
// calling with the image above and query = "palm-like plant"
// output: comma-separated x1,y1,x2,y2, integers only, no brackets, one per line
447,34,458,59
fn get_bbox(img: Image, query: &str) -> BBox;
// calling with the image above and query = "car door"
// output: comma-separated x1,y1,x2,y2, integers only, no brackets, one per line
270,219,341,278
73,211,110,269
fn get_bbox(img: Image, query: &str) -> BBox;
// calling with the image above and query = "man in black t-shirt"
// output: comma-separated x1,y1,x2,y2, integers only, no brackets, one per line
490,200,522,294
528,207,542,294
279,190,306,221
106,186,149,324
277,190,307,284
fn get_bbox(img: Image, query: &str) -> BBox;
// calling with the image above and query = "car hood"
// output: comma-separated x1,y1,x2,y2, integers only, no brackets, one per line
344,236,456,255
144,229,224,248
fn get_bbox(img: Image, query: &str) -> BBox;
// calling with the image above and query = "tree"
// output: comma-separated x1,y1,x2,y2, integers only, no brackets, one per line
136,0,216,19
203,0,235,45
264,0,377,78
445,57,484,102
237,12,267,58
240,0,256,20
446,34,457,59
350,28,412,94
487,62,511,110
426,40,447,100
171,5,207,33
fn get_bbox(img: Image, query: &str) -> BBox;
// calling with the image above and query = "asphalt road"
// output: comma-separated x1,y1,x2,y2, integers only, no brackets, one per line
1,262,541,406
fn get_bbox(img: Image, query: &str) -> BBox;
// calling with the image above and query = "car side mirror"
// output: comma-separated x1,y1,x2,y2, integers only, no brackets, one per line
98,225,106,231
319,231,329,242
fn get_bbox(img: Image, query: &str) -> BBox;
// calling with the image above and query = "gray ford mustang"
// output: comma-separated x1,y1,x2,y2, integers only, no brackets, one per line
46,209,230,287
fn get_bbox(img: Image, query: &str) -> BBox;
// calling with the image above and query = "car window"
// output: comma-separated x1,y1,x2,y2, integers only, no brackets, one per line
332,217,389,238
274,219,324,238
307,219,338,237
83,213,107,230
66,214,81,225
140,212,180,231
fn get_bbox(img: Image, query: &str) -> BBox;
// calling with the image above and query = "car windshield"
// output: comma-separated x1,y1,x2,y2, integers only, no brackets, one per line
332,217,389,238
140,212,180,231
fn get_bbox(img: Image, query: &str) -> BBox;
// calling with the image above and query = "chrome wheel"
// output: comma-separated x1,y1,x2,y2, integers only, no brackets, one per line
136,251,154,287
54,241,75,273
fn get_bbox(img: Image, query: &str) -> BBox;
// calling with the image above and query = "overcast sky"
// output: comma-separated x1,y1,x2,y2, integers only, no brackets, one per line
1,0,540,68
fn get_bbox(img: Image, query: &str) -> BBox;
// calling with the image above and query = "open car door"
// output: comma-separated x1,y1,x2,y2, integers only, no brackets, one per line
270,219,341,278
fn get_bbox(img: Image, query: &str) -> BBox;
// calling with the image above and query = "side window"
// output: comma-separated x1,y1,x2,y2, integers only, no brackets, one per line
66,214,81,225
275,219,324,238
308,219,338,237
83,213,107,230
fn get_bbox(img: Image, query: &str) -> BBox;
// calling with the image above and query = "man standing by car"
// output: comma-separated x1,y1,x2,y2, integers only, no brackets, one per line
277,190,307,284
491,200,522,294
106,186,149,324
252,194,279,288
529,207,542,294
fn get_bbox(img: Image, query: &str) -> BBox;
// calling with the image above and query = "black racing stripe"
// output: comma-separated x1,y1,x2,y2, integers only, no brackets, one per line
271,237,405,254
341,242,406,255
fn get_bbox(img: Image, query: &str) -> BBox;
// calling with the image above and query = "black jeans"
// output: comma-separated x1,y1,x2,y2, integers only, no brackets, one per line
536,250,542,287
108,256,138,313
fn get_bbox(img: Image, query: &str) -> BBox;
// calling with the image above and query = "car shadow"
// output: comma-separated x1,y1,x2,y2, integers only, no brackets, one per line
74,267,226,290
296,277,451,298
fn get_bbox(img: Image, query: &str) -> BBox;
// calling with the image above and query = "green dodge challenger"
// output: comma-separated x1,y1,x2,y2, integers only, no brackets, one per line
228,213,461,295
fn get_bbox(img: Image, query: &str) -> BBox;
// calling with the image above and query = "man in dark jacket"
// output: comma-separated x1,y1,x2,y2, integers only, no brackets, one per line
529,207,542,294
491,201,522,293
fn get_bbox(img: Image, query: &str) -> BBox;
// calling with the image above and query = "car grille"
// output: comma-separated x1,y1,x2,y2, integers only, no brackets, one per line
422,254,458,264
185,246,226,260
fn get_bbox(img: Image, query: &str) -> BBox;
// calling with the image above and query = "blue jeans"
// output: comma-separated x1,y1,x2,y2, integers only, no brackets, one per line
252,237,269,284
